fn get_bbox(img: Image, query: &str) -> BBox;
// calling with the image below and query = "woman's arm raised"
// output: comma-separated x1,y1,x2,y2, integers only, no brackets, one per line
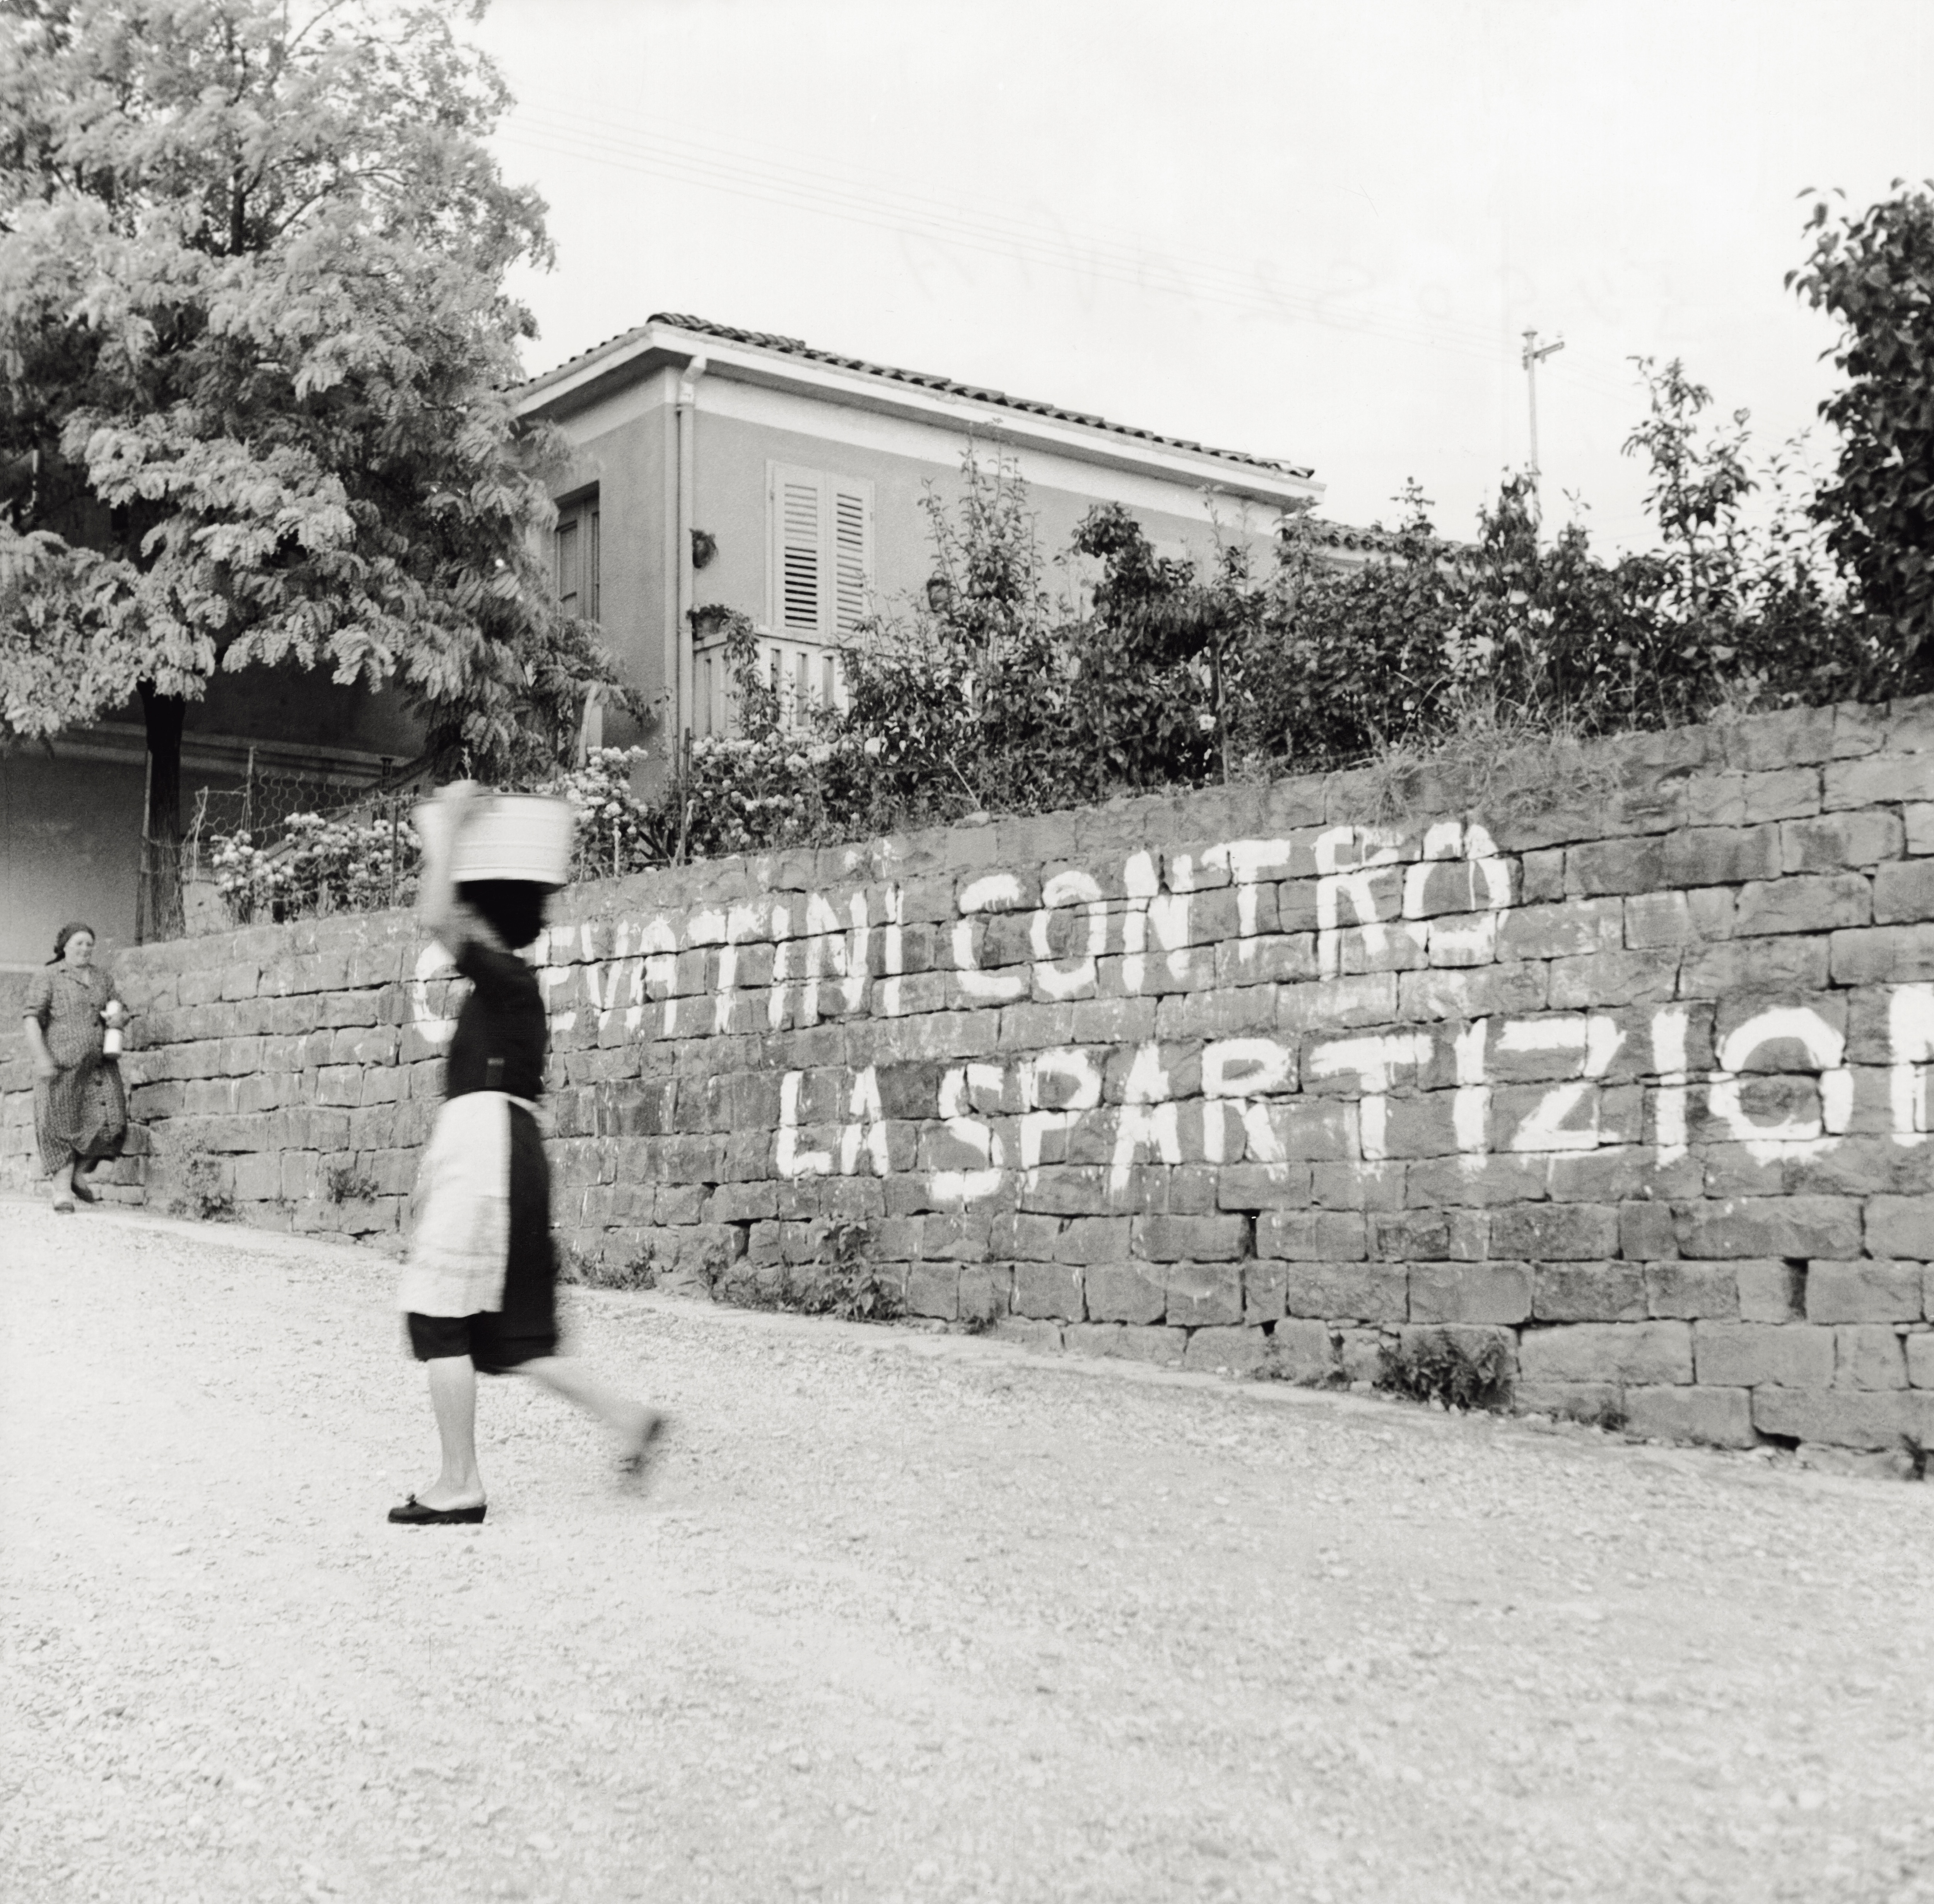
417,782,486,954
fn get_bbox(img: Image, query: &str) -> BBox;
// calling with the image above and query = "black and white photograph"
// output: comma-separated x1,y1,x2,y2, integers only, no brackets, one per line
3,2,1933,1899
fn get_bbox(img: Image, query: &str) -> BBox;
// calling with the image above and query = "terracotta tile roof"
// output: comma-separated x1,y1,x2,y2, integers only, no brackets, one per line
519,313,1317,484
1304,518,1403,552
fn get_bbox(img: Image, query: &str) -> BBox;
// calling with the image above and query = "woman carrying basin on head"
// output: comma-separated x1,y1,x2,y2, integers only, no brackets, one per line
21,921,127,1214
389,781,667,1527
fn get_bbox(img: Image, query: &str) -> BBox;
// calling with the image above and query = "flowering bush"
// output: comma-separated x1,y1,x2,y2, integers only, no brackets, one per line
543,747,668,880
207,749,671,924
209,810,419,923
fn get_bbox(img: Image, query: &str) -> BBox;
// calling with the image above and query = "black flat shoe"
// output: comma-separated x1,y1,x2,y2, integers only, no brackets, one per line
69,1175,98,1204
387,1495,487,1525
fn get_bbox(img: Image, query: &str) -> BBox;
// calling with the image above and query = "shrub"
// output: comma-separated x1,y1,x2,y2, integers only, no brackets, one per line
210,810,419,925
204,745,666,925
547,747,671,882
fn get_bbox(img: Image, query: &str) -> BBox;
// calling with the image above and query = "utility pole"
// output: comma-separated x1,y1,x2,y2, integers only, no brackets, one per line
1521,328,1565,514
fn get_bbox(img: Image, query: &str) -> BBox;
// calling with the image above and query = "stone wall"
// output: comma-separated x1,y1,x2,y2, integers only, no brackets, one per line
10,696,1934,1454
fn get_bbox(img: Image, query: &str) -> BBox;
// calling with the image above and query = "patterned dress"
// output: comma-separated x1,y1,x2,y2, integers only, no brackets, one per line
24,964,127,1175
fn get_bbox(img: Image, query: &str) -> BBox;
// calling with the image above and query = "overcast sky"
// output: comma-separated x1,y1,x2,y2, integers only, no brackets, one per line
474,0,1933,555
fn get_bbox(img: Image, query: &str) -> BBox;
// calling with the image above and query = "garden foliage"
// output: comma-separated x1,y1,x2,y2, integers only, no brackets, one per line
210,809,419,923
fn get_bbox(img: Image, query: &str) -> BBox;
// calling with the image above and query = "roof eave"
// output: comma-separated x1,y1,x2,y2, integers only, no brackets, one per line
513,325,1324,508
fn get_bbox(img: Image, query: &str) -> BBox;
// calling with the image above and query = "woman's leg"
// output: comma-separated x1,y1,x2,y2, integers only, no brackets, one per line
50,1158,74,1210
415,1355,486,1509
515,1357,666,1469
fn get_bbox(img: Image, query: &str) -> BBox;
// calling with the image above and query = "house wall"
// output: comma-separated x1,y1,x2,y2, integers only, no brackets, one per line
543,371,677,750
542,369,1292,750
686,378,1286,631
12,696,1934,1458
191,670,422,761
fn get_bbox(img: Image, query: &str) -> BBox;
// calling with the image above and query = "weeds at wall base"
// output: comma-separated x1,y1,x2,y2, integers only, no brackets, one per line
562,1222,904,1325
323,1162,377,1206
1376,1329,1514,1414
712,1225,904,1326
164,1150,236,1224
563,1243,663,1293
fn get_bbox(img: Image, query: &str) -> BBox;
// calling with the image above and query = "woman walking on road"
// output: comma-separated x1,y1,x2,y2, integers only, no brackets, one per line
20,922,126,1214
390,783,667,1527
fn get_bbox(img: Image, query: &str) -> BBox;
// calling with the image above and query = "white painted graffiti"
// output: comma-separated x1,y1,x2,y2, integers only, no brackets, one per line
398,831,1934,1203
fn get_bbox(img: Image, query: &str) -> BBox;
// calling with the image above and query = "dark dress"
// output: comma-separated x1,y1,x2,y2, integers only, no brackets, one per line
24,965,126,1176
405,940,558,1372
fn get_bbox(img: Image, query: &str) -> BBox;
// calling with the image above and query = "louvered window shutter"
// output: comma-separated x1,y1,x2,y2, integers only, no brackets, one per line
771,465,827,637
831,479,874,637
769,465,874,641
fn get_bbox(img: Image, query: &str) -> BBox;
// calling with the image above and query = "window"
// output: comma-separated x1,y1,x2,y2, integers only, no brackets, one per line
767,463,873,642
555,494,600,621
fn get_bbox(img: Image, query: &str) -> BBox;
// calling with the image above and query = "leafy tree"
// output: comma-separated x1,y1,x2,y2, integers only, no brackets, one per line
1789,182,1934,676
0,0,611,933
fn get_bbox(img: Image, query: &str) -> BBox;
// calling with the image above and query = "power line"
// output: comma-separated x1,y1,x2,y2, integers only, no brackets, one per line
512,98,1512,356
497,97,1642,398
505,104,1615,381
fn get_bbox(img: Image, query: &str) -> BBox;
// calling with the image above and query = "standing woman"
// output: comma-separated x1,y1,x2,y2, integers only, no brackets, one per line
390,782,667,1527
21,923,127,1214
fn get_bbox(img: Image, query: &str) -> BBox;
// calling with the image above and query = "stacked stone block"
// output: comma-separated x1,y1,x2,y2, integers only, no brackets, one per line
8,694,1934,1456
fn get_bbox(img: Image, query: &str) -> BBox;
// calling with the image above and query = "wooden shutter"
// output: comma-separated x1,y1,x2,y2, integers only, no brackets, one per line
832,479,873,636
555,496,599,622
556,518,580,615
769,465,874,640
771,464,826,637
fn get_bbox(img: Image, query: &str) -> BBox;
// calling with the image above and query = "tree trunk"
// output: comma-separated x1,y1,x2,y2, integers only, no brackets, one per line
138,685,187,942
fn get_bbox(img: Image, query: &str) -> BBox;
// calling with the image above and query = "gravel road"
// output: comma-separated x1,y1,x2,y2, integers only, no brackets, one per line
5,1198,1933,1904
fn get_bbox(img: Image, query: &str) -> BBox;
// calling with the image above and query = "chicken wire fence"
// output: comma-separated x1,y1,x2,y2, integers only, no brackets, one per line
180,759,436,929
173,747,659,932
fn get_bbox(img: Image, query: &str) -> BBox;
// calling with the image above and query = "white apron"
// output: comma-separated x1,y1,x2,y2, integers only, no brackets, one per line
396,1093,535,1318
